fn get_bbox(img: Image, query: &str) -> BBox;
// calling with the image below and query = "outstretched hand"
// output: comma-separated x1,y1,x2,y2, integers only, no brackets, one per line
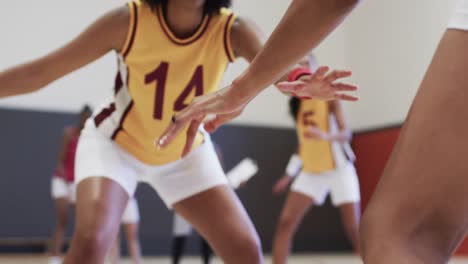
157,85,249,156
277,66,358,101
157,66,358,157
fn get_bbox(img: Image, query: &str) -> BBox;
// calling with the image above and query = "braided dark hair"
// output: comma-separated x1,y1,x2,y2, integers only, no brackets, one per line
289,97,301,121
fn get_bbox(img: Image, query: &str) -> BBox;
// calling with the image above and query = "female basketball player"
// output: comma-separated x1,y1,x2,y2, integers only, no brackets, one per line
48,107,142,264
271,58,360,263
0,1,354,263
160,0,468,263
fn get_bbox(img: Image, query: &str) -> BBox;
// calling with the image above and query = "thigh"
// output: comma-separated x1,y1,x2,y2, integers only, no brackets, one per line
74,177,130,235
279,191,315,227
54,198,71,221
338,202,360,227
366,29,468,253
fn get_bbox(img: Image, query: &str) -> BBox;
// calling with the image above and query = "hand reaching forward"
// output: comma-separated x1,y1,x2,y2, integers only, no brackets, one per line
277,66,358,101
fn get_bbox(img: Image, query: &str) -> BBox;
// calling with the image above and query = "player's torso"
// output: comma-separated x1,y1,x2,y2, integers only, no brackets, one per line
297,99,335,173
94,1,235,165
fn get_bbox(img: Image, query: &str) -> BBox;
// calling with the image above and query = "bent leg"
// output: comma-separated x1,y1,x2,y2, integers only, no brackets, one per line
174,186,263,264
361,29,468,264
272,191,314,264
63,178,129,264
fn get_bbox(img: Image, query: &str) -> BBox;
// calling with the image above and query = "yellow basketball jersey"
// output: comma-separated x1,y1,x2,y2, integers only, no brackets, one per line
93,0,236,165
297,99,335,173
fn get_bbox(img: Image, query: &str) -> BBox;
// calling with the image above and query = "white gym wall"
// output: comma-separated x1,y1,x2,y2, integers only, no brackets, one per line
342,0,455,130
0,0,456,130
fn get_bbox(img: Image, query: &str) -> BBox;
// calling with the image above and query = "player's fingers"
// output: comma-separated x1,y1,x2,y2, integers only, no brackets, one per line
157,104,205,148
323,70,352,83
331,82,358,91
204,112,239,133
156,117,184,149
182,117,204,157
311,66,329,80
334,93,359,101
276,81,304,93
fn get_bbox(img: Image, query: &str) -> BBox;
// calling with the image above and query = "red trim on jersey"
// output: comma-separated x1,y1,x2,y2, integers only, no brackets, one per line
111,101,134,140
94,103,116,127
223,14,235,62
157,5,211,46
122,2,138,58
114,71,124,95
111,69,134,140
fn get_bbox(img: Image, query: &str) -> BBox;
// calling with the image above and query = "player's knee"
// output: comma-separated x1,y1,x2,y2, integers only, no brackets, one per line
232,232,263,263
74,205,118,253
73,228,107,256
277,214,298,234
75,220,112,251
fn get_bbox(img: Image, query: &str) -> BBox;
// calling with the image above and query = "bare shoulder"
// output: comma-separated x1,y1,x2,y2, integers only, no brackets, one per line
230,16,263,41
230,16,264,60
90,4,131,52
108,4,131,26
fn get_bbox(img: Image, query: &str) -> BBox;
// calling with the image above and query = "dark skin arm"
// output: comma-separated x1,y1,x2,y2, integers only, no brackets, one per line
180,17,355,155
159,2,359,151
328,100,352,142
0,6,129,98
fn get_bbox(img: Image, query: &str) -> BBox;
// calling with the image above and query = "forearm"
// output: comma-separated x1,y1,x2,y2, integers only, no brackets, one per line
0,6,129,99
0,51,80,98
234,0,359,98
0,63,49,98
327,129,352,142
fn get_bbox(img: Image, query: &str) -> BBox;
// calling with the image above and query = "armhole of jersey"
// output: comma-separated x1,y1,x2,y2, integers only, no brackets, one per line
223,13,236,63
120,1,138,58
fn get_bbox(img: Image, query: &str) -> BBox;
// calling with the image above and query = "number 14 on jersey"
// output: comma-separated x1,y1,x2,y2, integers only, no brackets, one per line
145,62,204,120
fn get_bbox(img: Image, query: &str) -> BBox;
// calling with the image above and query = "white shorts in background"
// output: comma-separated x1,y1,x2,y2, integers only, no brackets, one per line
449,0,468,30
121,198,140,224
51,177,76,202
173,213,193,236
291,162,360,207
75,120,228,208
